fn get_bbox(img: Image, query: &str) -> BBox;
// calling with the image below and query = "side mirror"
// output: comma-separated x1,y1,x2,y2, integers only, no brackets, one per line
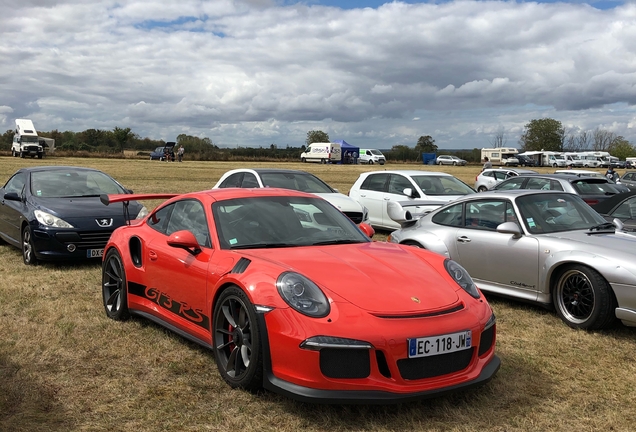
613,218,625,231
167,230,202,255
496,221,523,239
4,192,22,202
358,223,375,238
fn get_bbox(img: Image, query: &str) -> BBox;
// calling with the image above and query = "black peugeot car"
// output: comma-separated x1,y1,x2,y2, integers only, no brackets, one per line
0,166,147,265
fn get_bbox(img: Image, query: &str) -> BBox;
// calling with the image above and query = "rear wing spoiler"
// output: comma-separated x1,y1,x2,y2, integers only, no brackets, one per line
387,200,447,227
100,193,179,206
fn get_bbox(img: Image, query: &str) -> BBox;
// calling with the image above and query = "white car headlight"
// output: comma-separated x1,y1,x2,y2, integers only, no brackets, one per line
34,210,74,228
136,205,149,219
444,259,480,299
276,272,330,317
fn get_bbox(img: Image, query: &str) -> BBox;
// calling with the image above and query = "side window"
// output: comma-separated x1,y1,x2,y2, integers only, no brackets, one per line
623,173,633,181
464,200,507,230
148,203,175,235
360,173,389,192
494,171,508,181
496,177,525,190
526,178,553,190
219,173,244,188
432,203,463,227
483,171,494,178
241,173,259,188
165,200,211,248
388,175,414,196
5,172,26,194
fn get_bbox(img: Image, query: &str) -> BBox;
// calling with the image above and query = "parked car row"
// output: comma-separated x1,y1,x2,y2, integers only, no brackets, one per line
4,163,636,405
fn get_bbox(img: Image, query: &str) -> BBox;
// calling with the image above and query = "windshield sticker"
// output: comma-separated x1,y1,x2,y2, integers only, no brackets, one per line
229,238,238,245
36,190,42,196
527,218,536,228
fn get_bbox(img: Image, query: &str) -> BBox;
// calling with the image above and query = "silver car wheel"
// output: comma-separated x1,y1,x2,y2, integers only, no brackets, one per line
553,265,616,329
22,226,37,265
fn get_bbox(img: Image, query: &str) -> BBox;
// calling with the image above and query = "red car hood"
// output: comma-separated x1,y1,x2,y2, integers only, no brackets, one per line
241,242,460,314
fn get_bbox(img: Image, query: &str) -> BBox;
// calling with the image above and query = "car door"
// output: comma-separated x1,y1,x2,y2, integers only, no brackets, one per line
0,171,27,244
620,172,636,188
145,199,215,342
453,199,540,301
354,173,390,227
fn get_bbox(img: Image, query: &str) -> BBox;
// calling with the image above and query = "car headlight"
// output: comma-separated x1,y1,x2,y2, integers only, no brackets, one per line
444,259,480,299
136,205,149,219
276,272,330,318
34,210,74,228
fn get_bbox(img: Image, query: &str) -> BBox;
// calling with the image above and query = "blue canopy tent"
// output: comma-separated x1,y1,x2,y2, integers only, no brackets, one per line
333,140,360,164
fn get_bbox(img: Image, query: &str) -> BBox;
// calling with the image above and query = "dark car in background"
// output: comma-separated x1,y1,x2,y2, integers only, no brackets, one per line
149,142,176,161
516,154,538,167
591,190,636,231
0,166,147,265
493,173,629,206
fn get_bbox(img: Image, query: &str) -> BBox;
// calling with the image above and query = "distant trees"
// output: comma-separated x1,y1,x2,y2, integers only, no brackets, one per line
519,119,565,152
415,135,438,153
489,126,507,148
306,130,329,145
112,127,133,153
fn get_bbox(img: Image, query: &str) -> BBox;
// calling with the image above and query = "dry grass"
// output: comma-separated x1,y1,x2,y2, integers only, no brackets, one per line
1,157,635,432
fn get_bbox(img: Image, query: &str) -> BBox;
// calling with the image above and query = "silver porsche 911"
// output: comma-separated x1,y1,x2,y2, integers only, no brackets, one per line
387,189,636,330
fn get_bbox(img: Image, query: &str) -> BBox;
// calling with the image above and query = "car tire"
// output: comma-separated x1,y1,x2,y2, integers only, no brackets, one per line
20,151,25,158
301,157,306,163
369,160,374,165
438,161,443,165
213,286,263,392
22,225,38,266
478,186,488,192
453,161,457,166
552,265,616,330
321,158,326,164
102,249,130,321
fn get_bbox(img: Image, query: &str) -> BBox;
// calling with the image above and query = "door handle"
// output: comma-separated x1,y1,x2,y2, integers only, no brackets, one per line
457,236,471,243
149,250,158,260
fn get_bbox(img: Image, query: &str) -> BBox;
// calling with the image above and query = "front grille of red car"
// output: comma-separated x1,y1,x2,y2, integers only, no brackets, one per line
342,211,364,224
319,348,370,379
396,348,474,380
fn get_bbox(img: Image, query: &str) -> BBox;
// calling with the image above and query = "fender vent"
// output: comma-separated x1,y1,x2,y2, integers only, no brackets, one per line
230,257,251,274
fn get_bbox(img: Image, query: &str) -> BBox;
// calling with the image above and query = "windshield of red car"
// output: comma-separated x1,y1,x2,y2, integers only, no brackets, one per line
30,170,127,198
213,196,369,249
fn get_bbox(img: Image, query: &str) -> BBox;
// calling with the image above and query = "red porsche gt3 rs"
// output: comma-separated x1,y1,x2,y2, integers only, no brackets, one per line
101,188,499,403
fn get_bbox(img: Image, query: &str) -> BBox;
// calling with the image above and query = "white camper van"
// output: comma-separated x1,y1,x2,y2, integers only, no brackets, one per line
358,149,386,165
12,119,44,159
480,147,519,166
542,152,567,167
300,142,342,164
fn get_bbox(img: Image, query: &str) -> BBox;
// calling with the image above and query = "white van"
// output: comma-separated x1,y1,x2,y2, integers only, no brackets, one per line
358,149,386,165
300,142,341,164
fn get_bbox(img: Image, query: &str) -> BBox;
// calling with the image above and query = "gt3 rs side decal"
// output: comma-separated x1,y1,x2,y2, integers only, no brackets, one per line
128,282,210,329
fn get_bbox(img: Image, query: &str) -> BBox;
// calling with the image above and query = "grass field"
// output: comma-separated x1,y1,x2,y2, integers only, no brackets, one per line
1,157,635,432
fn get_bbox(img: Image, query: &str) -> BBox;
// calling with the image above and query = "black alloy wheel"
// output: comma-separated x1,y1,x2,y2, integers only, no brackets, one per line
213,286,263,391
102,249,130,320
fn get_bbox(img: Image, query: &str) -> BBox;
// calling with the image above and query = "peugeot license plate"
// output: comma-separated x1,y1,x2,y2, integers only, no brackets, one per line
408,330,472,358
87,249,104,258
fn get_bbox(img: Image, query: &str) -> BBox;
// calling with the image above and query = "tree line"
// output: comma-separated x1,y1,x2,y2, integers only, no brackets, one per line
2,119,633,162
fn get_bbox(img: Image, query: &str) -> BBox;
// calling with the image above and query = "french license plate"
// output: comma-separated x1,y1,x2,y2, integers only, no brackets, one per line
408,330,472,358
87,249,104,258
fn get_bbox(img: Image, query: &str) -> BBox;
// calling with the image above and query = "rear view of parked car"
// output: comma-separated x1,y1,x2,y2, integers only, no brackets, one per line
475,168,538,192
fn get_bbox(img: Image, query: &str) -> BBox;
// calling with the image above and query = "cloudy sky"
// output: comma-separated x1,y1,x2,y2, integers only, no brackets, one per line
1,0,635,150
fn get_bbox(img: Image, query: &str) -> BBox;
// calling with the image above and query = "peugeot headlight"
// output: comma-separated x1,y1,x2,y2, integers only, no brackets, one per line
276,272,330,317
34,210,74,228
136,205,149,220
444,259,480,299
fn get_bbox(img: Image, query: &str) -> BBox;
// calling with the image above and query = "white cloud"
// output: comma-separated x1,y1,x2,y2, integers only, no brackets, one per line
0,0,635,149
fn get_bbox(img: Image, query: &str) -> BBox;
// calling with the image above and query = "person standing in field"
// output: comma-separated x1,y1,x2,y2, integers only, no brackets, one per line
177,145,185,162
